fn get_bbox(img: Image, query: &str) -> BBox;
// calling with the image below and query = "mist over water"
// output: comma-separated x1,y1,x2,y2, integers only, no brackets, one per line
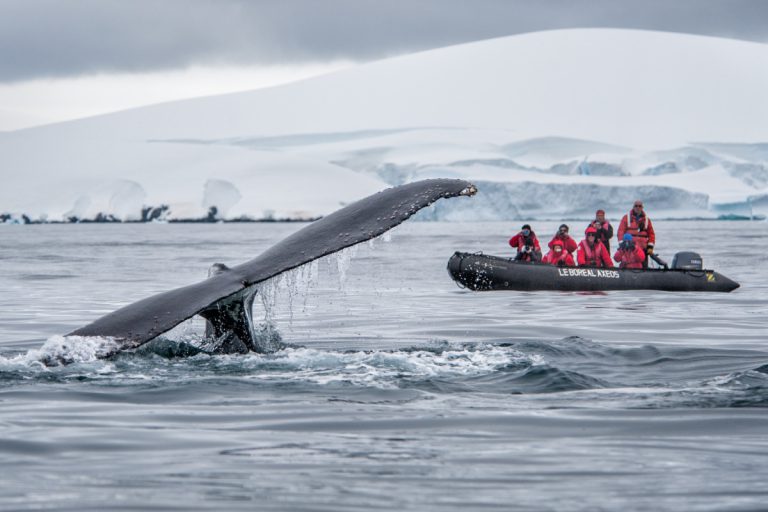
1,221,767,511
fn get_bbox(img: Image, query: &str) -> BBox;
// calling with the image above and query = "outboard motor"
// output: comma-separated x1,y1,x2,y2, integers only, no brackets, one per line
671,251,703,270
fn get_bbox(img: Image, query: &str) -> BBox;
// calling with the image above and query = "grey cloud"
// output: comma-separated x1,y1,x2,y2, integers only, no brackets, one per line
1,0,767,82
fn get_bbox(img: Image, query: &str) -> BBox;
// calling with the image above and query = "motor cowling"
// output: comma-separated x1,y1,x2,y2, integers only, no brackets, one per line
671,251,703,270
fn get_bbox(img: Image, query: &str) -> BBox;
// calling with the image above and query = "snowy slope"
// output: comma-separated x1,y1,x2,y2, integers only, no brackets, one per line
1,136,387,221
2,29,768,222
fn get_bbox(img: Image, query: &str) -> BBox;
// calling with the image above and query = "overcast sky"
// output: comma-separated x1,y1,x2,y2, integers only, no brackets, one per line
1,0,766,130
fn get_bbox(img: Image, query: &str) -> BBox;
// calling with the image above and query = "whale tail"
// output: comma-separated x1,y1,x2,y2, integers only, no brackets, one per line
67,179,476,358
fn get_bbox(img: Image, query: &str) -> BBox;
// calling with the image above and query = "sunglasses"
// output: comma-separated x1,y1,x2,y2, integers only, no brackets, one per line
634,203,643,208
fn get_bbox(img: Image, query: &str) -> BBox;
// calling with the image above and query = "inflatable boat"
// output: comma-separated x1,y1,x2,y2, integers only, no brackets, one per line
447,251,740,293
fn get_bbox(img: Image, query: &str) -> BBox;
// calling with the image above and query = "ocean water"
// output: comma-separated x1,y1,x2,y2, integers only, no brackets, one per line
0,220,766,511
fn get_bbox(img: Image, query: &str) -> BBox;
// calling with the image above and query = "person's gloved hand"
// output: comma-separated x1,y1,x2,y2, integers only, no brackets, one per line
646,244,654,255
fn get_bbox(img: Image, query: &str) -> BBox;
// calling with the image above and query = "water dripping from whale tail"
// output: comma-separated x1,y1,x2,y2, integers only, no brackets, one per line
65,179,477,359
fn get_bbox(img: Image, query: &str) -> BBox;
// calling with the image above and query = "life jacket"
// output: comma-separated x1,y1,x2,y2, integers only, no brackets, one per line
548,234,577,254
543,241,574,267
621,211,653,248
588,221,613,251
582,241,598,266
613,244,645,269
510,232,541,262
514,234,537,251
578,240,611,268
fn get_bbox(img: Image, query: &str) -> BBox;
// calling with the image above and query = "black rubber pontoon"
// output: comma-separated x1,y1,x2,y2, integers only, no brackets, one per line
447,252,740,293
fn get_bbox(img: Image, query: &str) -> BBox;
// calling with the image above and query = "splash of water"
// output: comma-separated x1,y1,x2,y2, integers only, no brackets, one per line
255,235,378,337
331,244,359,290
12,335,121,367
12,229,394,365
215,343,537,389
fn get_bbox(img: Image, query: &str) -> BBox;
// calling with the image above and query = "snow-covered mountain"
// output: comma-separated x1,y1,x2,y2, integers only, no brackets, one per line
2,29,768,222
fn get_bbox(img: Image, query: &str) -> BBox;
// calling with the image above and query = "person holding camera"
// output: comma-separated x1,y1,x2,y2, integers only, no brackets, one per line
509,224,542,262
587,209,614,253
577,227,613,268
617,200,655,267
543,239,575,267
548,224,578,256
614,233,646,269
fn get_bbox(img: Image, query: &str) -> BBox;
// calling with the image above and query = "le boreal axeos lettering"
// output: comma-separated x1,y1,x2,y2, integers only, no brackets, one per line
557,268,620,279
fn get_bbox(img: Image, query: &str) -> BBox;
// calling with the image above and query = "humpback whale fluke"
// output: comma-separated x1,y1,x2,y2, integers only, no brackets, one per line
68,179,476,358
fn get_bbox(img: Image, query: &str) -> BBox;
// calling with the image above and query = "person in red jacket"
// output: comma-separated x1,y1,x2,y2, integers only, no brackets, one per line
613,233,646,269
548,224,577,256
577,227,613,268
617,200,655,267
508,224,542,262
587,209,614,253
542,239,575,267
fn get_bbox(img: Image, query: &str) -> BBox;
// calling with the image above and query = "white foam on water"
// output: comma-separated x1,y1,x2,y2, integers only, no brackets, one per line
234,344,537,388
1,335,122,368
702,368,768,391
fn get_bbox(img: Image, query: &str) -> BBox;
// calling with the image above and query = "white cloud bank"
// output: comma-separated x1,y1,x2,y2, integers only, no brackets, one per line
0,62,353,131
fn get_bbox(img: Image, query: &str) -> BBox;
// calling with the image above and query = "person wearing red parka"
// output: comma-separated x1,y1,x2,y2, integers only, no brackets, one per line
542,239,575,267
587,209,614,253
509,224,542,262
614,233,646,269
617,200,655,267
577,227,613,268
548,224,578,256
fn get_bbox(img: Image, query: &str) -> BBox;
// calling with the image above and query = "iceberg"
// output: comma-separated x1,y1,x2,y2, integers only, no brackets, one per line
415,180,710,221
2,29,767,222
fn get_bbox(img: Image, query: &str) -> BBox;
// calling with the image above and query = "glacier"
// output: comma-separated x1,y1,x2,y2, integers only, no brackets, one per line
415,180,710,222
2,29,768,223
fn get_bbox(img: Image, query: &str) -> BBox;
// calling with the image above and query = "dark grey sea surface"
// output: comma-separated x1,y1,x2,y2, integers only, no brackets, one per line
0,220,766,511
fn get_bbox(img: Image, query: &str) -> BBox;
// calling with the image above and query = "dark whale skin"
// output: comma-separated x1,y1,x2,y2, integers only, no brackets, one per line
69,179,476,356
